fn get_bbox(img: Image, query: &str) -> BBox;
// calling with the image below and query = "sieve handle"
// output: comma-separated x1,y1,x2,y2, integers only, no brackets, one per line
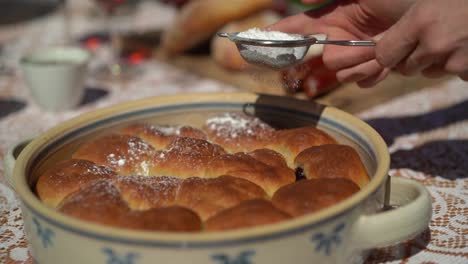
314,40,375,46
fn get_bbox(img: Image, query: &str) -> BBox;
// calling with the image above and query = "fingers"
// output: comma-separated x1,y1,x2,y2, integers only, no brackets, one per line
445,47,468,79
321,27,376,71
376,1,468,82
375,6,420,68
268,10,376,73
357,68,391,88
336,59,384,83
459,71,468,81
395,45,435,76
408,45,468,80
334,59,390,88
421,64,447,79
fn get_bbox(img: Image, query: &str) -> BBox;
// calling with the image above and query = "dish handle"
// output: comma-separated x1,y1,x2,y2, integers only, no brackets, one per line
350,176,432,249
3,137,34,188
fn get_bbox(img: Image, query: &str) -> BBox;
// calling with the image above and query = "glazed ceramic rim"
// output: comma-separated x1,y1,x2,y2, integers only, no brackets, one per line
20,46,90,67
13,92,390,246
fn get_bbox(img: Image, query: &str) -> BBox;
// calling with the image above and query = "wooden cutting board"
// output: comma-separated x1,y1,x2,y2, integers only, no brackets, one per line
155,53,447,114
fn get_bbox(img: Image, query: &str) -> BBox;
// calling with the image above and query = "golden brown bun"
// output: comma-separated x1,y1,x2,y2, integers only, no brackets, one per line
58,180,132,228
128,206,202,232
267,127,337,167
72,134,155,176
120,123,207,150
205,199,290,231
59,180,202,232
36,159,117,208
205,151,295,196
294,144,369,188
211,11,280,70
247,148,289,168
113,175,182,210
272,178,360,217
150,137,226,178
160,0,274,56
203,112,275,153
176,175,267,220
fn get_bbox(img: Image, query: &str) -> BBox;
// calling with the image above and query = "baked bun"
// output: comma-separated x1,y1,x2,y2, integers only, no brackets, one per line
36,159,117,208
205,199,290,231
272,178,360,217
203,112,275,153
120,123,206,150
59,180,202,232
151,137,226,178
267,127,337,167
176,175,267,220
72,134,155,176
128,206,202,232
58,180,134,228
294,144,369,188
113,175,182,210
247,148,289,168
205,151,295,196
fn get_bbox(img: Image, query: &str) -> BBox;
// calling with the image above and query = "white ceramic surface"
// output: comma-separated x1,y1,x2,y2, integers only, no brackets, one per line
20,46,90,112
5,93,432,264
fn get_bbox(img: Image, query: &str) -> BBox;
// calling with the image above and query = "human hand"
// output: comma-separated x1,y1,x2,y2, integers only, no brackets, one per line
377,0,468,81
269,0,468,86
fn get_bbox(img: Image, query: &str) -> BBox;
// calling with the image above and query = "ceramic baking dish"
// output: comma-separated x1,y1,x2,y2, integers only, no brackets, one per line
4,93,432,264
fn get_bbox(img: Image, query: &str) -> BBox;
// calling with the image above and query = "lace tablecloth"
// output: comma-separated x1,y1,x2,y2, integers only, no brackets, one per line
0,1,467,263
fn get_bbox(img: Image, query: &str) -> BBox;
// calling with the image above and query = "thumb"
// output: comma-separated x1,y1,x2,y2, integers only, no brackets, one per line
375,9,419,68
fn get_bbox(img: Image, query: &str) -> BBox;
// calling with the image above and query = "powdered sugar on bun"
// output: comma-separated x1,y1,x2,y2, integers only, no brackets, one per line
203,112,275,153
120,123,207,150
72,134,156,176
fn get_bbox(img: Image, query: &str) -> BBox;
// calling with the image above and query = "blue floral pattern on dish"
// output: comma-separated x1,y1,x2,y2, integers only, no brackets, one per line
311,222,346,256
211,250,255,264
102,248,139,264
32,217,54,248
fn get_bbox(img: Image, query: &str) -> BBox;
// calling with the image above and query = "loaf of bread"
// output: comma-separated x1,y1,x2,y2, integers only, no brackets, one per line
160,0,274,56
36,112,369,232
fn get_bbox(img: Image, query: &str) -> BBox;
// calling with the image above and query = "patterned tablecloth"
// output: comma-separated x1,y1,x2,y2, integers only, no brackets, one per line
0,1,467,263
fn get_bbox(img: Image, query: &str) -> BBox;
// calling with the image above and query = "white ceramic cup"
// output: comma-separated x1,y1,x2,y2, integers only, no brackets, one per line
20,46,90,112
